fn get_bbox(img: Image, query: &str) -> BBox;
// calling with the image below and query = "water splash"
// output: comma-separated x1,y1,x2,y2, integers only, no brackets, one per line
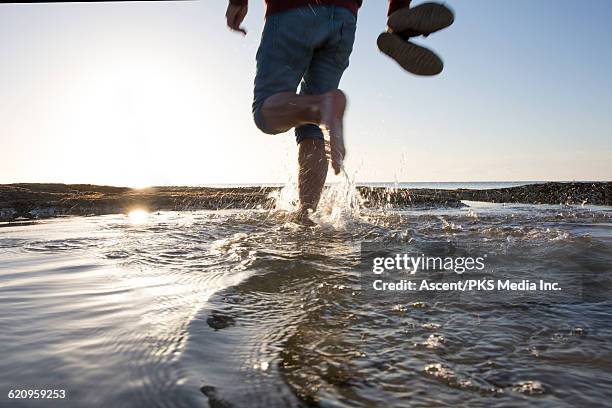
269,168,363,228
268,180,299,213
311,169,363,228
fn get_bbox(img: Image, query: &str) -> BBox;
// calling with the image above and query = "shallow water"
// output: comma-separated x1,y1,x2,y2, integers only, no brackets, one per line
1,191,611,407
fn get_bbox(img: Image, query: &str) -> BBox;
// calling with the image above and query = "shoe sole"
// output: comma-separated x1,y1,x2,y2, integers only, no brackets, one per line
377,32,443,76
388,2,454,35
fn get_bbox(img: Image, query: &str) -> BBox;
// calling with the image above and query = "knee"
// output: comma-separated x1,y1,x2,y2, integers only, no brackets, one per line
253,96,289,135
253,107,280,135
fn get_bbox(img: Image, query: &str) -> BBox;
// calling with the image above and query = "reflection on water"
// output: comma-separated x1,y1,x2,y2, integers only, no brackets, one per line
0,190,611,407
127,209,150,225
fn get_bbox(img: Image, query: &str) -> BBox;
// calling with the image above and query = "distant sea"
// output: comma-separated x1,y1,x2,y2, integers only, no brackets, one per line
357,181,543,190
199,181,546,190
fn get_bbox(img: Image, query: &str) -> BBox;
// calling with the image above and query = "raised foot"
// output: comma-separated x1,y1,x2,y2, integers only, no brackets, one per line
319,89,347,175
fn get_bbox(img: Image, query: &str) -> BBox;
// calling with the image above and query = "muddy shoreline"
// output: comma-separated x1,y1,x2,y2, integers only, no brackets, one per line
0,182,609,222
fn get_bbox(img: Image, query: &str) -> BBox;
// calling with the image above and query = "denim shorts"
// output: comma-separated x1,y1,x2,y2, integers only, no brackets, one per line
252,5,357,144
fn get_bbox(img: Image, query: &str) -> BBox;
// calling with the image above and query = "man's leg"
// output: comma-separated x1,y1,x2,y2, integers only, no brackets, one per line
252,6,353,220
259,90,345,219
252,8,338,220
259,92,320,133
298,138,328,212
259,90,346,174
262,94,332,218
290,5,356,217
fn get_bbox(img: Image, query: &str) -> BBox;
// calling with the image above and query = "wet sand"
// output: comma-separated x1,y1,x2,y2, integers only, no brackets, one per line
0,182,609,221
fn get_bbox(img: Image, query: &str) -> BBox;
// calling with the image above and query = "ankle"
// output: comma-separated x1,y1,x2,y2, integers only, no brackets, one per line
297,204,313,216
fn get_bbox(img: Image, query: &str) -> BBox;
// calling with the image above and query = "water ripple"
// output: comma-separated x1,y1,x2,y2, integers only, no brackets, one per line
0,204,611,407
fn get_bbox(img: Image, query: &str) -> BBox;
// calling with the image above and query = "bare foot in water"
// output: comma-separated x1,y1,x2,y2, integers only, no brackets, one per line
319,90,347,175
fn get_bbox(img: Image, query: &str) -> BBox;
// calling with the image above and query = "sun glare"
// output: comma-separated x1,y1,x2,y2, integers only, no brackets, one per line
128,209,150,225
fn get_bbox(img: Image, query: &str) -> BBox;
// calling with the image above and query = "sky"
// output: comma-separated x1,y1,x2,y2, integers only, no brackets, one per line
0,0,610,186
